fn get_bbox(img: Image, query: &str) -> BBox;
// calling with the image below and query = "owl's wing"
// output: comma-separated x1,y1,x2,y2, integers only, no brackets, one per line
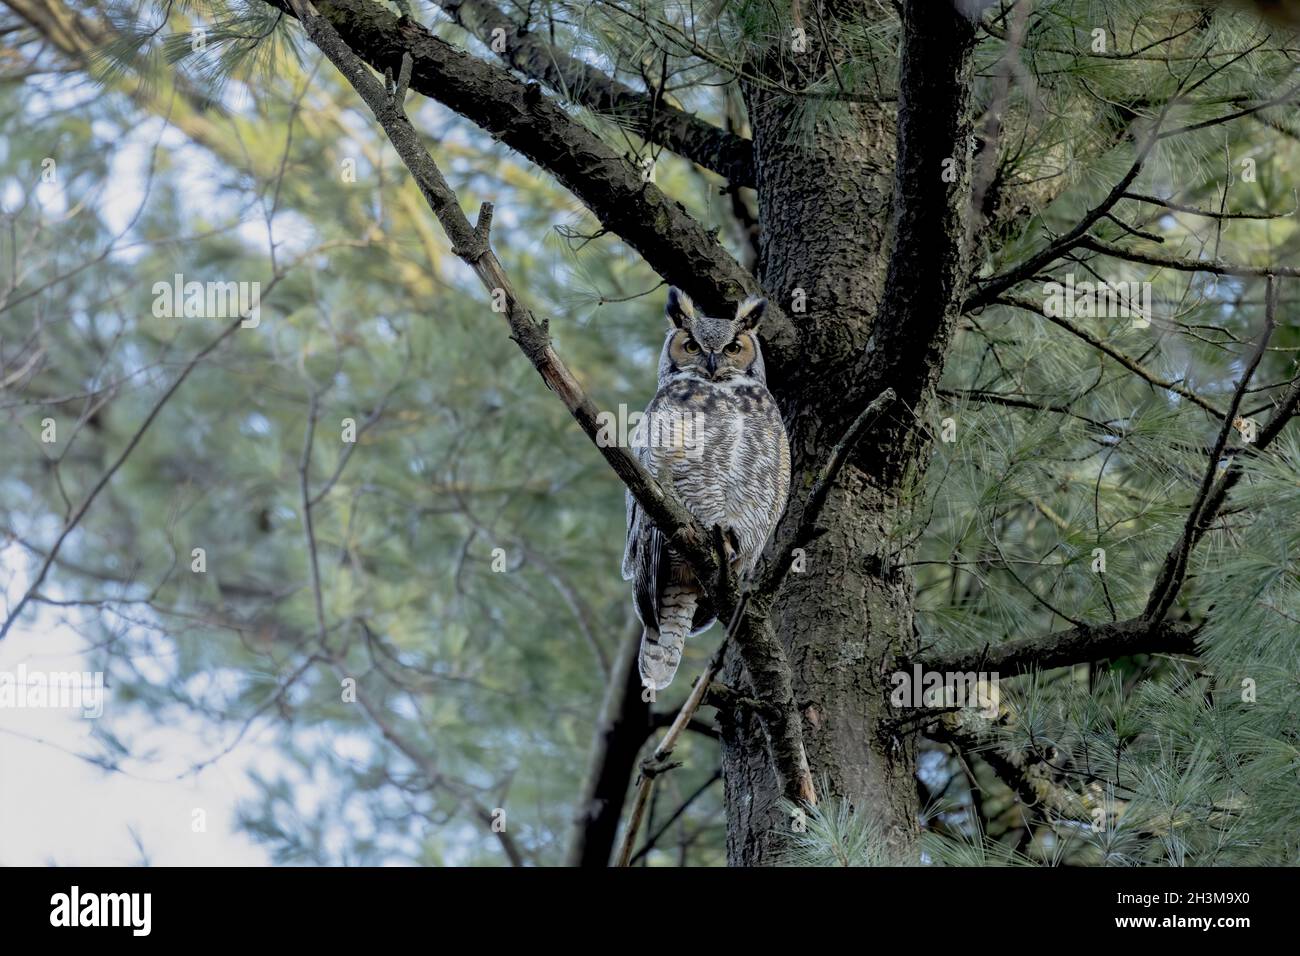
772,412,792,533
622,492,663,630
622,416,665,630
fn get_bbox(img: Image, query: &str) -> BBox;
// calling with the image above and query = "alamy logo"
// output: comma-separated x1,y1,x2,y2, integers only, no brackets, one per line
152,273,261,328
596,404,706,459
50,886,151,936
890,665,1000,719
0,665,103,718
1043,274,1151,328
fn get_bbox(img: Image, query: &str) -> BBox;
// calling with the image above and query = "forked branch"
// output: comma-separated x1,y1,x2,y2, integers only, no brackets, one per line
284,0,724,592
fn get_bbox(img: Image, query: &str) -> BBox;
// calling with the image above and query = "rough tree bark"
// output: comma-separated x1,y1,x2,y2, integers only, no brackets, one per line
718,1,978,865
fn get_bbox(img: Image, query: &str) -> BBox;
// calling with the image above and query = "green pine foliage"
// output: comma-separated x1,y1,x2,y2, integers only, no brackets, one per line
2,0,1297,864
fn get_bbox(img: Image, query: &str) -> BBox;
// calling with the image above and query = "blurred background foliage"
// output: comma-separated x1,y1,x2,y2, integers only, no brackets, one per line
1,0,1298,865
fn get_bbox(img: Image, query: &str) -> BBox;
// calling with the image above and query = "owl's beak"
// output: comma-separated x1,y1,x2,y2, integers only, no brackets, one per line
704,352,718,378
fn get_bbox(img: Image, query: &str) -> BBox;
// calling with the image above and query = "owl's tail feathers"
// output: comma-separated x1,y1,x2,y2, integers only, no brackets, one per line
638,586,697,691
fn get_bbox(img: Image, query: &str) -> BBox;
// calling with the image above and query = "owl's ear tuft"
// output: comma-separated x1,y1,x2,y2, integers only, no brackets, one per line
666,287,697,329
735,296,767,331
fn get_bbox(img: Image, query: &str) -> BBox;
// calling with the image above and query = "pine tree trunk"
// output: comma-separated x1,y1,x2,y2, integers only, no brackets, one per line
718,102,919,864
721,4,977,865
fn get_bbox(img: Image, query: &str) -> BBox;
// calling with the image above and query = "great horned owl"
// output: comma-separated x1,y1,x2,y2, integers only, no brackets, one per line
622,288,791,691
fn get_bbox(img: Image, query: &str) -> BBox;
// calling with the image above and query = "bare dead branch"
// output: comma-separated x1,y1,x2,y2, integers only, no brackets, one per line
1122,190,1296,221
1076,234,1300,278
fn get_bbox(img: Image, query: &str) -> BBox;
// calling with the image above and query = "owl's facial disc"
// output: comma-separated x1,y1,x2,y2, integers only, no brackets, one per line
662,290,766,383
666,331,750,381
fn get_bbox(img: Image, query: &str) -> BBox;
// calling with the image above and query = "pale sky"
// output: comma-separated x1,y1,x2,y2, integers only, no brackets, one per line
0,545,273,866
0,109,289,867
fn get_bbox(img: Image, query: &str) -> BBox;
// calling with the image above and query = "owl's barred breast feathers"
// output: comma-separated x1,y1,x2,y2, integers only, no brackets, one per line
623,288,791,692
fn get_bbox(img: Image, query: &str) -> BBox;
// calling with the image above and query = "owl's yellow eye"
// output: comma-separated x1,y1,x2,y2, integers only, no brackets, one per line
724,341,743,355
683,339,700,354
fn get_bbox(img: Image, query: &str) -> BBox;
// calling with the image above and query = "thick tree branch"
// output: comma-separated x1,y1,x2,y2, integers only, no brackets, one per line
920,617,1199,679
267,0,797,374
284,0,727,595
855,0,977,467
434,0,754,185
